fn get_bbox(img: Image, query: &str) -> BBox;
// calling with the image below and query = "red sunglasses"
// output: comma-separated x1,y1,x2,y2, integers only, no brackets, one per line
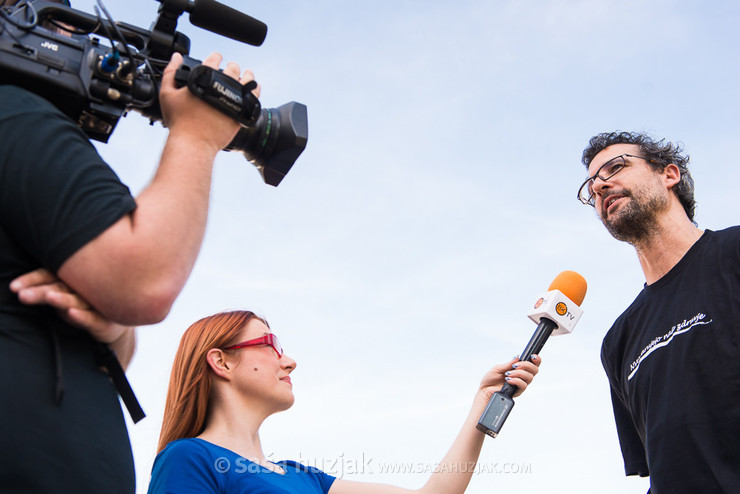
222,334,283,358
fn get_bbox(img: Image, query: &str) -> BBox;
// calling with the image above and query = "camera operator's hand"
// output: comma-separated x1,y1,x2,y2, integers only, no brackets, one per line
160,52,261,155
11,269,136,369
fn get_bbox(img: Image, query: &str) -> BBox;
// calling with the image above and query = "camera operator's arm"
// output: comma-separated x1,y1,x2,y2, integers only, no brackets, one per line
10,268,136,369
55,52,260,325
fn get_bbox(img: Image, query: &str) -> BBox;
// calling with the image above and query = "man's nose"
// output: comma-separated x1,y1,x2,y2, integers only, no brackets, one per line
591,175,612,195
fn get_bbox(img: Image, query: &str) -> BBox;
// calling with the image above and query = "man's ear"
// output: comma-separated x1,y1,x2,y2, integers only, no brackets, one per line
663,163,681,189
206,348,232,380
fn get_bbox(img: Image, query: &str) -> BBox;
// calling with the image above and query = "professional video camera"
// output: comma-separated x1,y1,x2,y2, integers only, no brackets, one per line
0,0,307,186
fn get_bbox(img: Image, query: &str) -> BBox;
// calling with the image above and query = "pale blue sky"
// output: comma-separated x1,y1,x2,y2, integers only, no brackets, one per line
66,0,738,492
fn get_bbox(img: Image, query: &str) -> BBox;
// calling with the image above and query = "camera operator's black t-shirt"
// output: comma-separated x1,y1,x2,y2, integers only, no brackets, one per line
0,85,137,493
601,227,740,494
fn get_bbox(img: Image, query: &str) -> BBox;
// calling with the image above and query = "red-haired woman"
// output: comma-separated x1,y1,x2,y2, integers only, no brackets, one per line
148,310,541,493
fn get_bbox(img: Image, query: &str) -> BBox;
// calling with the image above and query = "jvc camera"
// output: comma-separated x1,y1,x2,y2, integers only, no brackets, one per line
0,0,308,186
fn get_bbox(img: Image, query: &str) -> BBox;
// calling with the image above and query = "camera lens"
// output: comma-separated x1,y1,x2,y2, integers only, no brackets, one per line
226,101,308,187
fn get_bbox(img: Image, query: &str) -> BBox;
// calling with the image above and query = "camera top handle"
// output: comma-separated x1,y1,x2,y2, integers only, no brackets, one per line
25,0,267,60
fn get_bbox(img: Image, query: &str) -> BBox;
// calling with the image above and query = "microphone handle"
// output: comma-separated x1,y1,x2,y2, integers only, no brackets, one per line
476,318,558,437
500,317,557,397
520,317,557,361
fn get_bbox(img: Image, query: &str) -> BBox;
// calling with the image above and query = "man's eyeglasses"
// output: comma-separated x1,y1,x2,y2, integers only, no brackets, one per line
222,334,283,358
577,154,650,206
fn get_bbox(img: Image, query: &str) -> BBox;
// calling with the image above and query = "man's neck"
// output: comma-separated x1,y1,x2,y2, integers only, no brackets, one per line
632,210,703,285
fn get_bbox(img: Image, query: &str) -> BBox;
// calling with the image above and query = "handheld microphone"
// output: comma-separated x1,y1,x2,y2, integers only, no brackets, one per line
476,271,587,438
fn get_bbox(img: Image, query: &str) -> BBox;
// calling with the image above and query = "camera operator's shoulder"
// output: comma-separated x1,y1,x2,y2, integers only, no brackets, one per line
0,84,61,118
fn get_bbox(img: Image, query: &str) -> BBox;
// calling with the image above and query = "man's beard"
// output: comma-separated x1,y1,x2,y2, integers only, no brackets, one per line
601,187,669,244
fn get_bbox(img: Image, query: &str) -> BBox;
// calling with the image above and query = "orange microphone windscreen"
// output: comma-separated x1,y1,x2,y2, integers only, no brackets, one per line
548,270,587,306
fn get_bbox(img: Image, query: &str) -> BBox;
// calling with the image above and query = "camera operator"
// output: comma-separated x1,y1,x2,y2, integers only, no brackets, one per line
0,0,262,491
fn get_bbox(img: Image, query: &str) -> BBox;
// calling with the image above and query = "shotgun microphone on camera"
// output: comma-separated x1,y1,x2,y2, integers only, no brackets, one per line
187,0,268,47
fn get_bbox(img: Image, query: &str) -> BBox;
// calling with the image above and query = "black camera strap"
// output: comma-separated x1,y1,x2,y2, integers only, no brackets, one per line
175,64,261,127
95,342,146,423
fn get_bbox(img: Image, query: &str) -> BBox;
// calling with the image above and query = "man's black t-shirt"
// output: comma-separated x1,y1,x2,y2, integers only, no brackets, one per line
601,226,740,494
0,85,138,492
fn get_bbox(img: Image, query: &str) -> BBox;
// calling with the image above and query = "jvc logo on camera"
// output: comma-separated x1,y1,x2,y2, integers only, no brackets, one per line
40,41,59,52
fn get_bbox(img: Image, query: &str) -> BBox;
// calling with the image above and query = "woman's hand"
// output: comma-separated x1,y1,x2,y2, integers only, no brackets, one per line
479,355,541,400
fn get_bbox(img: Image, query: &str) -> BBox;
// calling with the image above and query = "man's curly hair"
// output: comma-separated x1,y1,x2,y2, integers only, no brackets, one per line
581,131,696,221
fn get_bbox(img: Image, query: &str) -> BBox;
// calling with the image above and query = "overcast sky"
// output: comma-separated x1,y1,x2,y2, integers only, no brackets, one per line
65,0,739,492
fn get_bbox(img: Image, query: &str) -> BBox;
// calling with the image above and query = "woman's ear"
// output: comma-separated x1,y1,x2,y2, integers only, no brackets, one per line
206,348,232,380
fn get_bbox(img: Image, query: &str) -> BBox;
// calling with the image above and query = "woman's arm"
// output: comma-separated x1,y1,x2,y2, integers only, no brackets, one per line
329,357,540,494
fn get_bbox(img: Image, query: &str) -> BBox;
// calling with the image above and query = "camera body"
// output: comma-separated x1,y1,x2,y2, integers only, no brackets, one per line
0,0,308,186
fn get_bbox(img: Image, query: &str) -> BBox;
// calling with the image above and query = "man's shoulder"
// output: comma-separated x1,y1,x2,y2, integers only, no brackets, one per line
0,84,45,100
0,85,63,118
0,84,85,147
707,225,740,241
698,226,740,261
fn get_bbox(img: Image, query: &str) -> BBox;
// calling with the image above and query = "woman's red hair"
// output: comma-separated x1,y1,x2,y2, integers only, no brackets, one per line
157,310,266,453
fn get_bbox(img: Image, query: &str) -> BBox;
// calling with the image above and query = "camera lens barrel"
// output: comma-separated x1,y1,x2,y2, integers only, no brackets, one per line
226,101,308,187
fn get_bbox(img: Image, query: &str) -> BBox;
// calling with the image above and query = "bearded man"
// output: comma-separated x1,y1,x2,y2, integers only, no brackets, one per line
578,131,740,494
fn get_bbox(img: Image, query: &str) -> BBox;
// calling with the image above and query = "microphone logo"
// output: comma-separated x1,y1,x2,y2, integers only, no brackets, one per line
534,298,544,309
556,302,567,316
